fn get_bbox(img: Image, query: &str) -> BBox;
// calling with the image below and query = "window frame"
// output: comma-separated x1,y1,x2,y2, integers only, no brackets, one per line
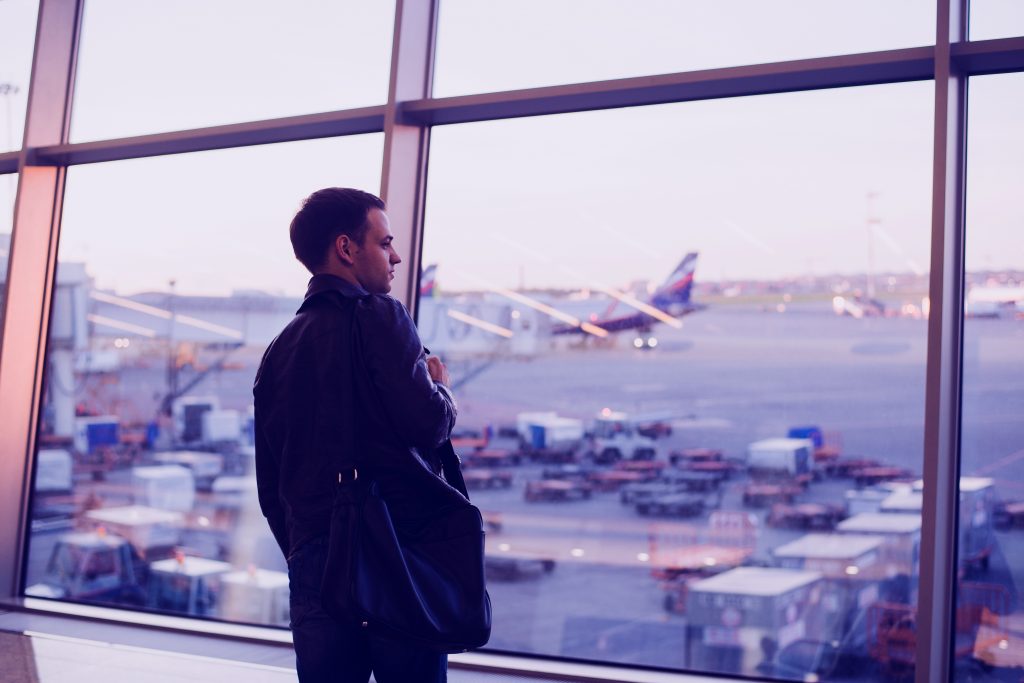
1,1,1021,681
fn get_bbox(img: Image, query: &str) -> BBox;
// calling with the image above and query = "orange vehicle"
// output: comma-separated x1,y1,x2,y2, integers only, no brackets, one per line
867,582,1010,678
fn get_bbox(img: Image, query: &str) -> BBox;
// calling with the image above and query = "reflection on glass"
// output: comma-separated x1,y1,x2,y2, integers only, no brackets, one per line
22,135,383,626
956,72,1024,680
421,83,933,678
434,0,935,97
71,0,395,142
0,0,39,153
970,0,1024,41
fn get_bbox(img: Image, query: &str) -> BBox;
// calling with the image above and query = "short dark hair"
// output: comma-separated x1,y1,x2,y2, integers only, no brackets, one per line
289,188,386,273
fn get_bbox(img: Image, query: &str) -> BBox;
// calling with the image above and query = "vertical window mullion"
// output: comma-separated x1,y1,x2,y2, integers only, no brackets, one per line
916,0,969,681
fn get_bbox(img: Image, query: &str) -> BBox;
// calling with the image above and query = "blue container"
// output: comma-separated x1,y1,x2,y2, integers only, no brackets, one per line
87,420,120,452
787,425,823,448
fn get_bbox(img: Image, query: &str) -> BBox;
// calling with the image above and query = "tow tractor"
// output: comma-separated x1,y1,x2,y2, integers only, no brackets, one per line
25,529,143,604
588,410,661,464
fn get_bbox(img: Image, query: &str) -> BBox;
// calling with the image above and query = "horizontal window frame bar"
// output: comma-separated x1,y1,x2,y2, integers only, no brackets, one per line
953,35,1024,74
0,153,19,173
10,39,1024,170
401,46,936,125
27,106,387,166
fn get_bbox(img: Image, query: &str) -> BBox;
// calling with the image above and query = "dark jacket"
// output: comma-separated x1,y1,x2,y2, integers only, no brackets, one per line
253,274,460,558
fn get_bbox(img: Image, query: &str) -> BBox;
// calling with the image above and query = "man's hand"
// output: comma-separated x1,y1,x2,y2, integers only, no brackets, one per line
426,355,450,386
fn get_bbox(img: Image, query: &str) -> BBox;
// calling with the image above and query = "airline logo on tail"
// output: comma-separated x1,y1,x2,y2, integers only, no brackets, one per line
552,252,704,338
651,252,697,309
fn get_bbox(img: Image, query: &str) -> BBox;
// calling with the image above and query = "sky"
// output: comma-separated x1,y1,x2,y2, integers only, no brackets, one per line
1,0,1023,296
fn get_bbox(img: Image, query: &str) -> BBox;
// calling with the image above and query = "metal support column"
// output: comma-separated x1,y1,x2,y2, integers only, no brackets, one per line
915,0,969,681
0,0,83,599
379,0,438,315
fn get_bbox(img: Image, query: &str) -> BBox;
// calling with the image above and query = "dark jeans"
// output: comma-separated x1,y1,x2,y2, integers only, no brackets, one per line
288,536,447,683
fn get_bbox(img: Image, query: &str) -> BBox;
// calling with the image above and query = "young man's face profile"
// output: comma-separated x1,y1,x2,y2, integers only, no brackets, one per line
351,208,401,294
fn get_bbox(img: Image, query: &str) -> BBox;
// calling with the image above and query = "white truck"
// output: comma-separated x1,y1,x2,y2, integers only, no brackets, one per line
747,438,814,477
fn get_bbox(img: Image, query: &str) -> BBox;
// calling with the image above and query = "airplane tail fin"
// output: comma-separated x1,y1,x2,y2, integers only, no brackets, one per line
651,253,698,308
420,264,437,299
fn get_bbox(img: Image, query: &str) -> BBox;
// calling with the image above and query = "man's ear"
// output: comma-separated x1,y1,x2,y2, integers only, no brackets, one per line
335,234,356,266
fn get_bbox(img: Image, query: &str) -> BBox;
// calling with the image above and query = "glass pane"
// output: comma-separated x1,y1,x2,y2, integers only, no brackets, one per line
0,0,39,152
435,0,935,97
970,0,1024,41
956,72,1024,681
71,0,395,142
422,82,933,678
22,135,383,626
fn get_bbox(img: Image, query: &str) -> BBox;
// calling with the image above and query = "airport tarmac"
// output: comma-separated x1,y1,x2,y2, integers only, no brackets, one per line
24,302,1024,681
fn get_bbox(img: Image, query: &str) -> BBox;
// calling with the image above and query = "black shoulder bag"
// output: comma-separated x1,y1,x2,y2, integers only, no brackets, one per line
319,304,491,653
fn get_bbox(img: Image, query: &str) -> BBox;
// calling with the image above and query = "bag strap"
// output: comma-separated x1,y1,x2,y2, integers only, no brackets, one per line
337,297,466,500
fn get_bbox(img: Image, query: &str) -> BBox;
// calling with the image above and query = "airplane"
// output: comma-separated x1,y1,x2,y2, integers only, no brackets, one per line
551,252,705,348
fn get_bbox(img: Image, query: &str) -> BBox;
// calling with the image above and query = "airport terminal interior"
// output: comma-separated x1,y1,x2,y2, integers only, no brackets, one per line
2,1,1024,682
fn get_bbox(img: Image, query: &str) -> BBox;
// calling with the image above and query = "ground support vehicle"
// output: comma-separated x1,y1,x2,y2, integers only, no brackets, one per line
687,567,823,677
659,469,720,493
524,479,592,502
832,457,881,479
747,438,814,478
484,552,556,581
463,469,514,490
682,459,737,480
620,482,686,505
635,493,705,518
653,545,752,614
24,531,143,603
613,459,667,479
587,469,646,492
767,503,846,530
540,464,596,481
589,433,659,464
669,448,723,466
219,567,290,626
852,465,913,488
867,582,1010,678
742,483,802,508
774,533,889,651
880,477,997,572
464,448,521,468
147,554,233,616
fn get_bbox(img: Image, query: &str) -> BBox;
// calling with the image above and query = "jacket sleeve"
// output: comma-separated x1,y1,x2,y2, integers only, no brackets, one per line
355,295,457,450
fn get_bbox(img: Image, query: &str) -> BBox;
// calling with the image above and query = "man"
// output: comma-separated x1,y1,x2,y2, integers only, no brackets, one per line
254,188,459,682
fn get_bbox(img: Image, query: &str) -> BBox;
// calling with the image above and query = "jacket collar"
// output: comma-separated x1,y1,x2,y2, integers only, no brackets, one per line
297,274,367,312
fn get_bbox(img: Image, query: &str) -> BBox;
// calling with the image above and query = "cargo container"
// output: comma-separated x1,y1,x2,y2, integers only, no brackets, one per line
837,512,921,578
131,465,195,512
153,450,223,490
219,567,290,626
34,448,73,495
147,555,232,616
74,415,119,455
84,505,185,559
686,567,822,677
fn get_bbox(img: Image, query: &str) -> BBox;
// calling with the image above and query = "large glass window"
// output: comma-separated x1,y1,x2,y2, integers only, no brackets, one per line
70,0,395,142
956,72,1024,680
22,135,383,626
970,0,1024,41
0,0,39,152
434,0,935,97
421,82,933,679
